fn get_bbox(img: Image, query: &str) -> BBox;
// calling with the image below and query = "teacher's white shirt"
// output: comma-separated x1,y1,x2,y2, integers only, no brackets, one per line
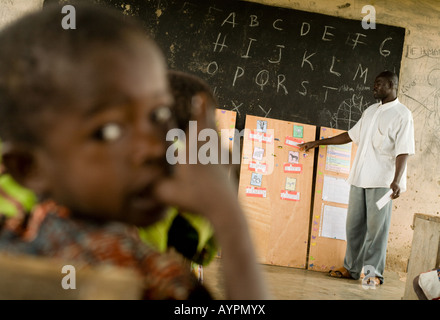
347,98,415,192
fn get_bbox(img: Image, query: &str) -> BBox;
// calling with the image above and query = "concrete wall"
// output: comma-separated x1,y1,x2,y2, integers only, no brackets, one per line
0,0,43,30
1,0,439,274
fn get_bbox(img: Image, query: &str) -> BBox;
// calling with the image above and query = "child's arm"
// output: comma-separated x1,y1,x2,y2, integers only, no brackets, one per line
154,161,270,300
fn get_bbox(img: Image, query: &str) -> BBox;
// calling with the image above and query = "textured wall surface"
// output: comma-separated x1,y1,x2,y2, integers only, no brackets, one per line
0,0,43,30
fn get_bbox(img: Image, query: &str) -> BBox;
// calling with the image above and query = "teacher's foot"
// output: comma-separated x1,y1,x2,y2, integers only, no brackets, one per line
328,267,354,279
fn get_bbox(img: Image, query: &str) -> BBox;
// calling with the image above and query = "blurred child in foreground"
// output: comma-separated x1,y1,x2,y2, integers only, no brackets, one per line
0,3,268,300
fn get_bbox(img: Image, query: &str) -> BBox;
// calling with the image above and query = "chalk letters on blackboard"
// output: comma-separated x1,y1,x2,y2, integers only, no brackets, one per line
330,56,342,77
301,51,316,71
301,22,311,36
255,70,270,91
273,19,283,30
207,61,219,75
126,0,404,130
213,33,228,52
298,81,309,96
233,66,244,86
347,33,367,49
242,38,257,59
221,12,237,28
249,15,259,27
353,64,368,84
268,45,285,64
277,75,288,95
322,26,336,41
380,37,392,57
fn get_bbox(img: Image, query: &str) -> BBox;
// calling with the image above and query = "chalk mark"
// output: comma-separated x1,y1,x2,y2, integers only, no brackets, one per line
331,94,369,130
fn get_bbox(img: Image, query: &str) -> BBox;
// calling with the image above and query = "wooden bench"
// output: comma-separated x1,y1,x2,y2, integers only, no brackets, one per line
403,213,440,300
0,253,143,300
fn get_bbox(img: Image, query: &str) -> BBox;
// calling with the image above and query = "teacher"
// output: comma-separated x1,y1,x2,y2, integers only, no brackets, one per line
299,70,415,286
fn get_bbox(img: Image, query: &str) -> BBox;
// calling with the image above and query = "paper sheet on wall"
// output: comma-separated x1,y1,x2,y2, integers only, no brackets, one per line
320,205,347,241
325,143,352,174
322,175,350,205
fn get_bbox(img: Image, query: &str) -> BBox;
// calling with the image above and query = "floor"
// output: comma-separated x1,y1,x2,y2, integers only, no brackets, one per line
202,257,407,300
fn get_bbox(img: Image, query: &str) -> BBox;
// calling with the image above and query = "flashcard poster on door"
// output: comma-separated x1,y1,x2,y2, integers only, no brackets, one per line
308,127,357,273
237,115,316,268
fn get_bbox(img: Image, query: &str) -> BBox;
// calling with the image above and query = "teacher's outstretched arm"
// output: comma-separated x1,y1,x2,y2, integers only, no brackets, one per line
298,132,352,152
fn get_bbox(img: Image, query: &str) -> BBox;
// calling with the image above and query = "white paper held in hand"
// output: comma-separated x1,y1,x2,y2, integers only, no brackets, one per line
376,189,393,210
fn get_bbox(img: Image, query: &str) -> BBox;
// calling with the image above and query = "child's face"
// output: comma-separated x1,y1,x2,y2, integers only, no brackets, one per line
35,40,173,226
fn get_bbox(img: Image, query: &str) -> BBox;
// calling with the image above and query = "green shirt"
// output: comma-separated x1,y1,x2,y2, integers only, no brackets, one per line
138,207,218,266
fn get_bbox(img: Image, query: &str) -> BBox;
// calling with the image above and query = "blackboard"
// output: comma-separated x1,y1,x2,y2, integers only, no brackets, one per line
47,0,406,131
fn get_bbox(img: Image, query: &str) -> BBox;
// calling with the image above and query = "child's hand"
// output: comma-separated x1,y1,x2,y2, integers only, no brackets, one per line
154,158,238,224
154,94,239,222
